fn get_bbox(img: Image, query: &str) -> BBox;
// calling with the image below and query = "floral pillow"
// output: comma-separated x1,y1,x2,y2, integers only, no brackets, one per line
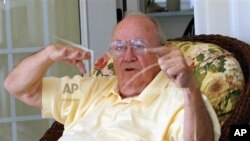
91,52,114,76
91,41,245,125
168,41,245,125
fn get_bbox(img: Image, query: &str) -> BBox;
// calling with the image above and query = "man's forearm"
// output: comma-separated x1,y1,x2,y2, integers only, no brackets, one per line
4,47,53,108
183,81,214,141
4,44,90,108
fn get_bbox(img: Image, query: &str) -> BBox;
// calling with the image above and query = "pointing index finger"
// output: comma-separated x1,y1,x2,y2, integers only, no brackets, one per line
145,46,172,57
80,51,91,59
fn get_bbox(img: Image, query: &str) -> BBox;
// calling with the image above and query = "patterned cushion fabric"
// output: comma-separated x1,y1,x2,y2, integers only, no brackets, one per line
91,52,114,76
168,41,245,125
91,41,245,125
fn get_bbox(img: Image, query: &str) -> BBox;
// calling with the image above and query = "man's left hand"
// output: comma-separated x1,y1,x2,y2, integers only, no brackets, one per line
145,45,193,88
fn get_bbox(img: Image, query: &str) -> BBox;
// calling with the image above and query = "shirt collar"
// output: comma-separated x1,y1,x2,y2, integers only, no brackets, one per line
134,71,169,104
101,76,119,97
101,71,169,104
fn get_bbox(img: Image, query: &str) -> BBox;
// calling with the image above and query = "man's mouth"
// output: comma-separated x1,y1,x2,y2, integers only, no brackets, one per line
124,68,136,71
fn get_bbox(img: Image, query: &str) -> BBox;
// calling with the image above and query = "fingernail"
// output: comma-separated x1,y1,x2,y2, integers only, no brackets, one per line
82,67,87,74
84,52,91,59
158,59,164,65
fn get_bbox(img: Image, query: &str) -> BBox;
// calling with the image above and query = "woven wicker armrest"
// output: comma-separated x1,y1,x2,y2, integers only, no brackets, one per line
39,121,64,141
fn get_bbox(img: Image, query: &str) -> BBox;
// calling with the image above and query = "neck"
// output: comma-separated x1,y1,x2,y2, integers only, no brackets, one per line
119,91,140,99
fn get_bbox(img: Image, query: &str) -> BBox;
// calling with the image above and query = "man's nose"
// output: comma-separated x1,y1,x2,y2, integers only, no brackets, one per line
123,46,137,62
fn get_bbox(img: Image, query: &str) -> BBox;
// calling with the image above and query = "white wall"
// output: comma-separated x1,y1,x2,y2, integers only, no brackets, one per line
87,0,117,61
194,0,250,44
0,9,2,44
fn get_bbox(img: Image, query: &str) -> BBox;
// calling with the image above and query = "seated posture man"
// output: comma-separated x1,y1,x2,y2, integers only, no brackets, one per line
4,12,220,141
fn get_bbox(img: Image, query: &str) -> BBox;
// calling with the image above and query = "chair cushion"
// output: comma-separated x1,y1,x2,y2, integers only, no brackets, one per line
168,41,245,125
91,52,114,76
91,41,245,125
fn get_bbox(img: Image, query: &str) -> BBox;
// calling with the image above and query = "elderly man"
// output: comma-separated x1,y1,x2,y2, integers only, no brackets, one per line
4,12,220,141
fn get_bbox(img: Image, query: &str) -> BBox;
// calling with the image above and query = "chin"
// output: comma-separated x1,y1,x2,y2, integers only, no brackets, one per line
123,75,142,85
120,77,144,90
119,84,142,98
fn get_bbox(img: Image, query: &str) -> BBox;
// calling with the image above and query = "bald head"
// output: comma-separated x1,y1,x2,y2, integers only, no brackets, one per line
112,12,166,46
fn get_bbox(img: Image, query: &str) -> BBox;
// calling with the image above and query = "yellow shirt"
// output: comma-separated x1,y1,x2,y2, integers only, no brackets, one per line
42,72,220,141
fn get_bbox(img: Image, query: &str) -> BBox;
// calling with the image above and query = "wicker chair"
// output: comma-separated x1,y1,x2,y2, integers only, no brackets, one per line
39,34,250,141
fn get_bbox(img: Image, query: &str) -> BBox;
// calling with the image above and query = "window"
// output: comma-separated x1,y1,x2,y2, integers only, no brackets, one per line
0,0,82,140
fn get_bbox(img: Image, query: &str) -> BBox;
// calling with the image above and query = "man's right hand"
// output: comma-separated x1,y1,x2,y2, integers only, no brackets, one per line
47,44,91,74
4,44,91,108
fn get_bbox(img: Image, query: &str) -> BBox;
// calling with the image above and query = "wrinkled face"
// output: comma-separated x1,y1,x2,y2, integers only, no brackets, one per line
111,15,161,98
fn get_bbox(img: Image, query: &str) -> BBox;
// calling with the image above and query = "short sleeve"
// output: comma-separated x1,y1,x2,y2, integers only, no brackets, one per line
41,75,108,125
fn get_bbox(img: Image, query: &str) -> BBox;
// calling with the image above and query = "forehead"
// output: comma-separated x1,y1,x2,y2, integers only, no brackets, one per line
112,16,158,41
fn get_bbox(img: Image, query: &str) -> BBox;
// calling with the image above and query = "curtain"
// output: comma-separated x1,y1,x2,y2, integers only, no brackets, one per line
194,0,250,44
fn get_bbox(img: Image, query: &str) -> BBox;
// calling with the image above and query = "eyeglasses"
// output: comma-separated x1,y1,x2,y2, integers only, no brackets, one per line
109,39,149,58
